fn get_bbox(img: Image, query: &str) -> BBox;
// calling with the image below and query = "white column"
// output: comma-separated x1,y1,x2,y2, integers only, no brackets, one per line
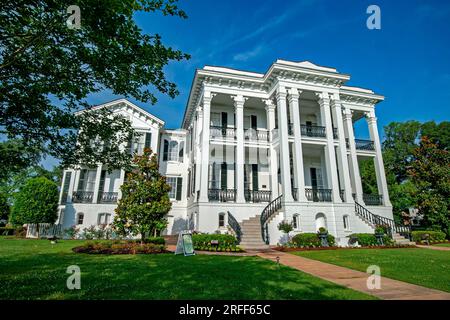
194,106,203,201
343,107,364,203
331,97,353,203
366,110,392,206
276,86,293,202
233,95,245,203
264,98,279,198
199,92,212,202
317,92,341,202
92,164,103,204
117,169,125,200
288,88,307,202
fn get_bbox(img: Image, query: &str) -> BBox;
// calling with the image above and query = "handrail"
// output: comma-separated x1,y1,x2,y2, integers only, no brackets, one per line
355,201,411,239
260,194,283,244
227,211,241,243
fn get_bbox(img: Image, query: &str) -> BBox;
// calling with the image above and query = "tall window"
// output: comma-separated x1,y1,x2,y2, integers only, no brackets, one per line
343,215,350,230
77,213,84,225
167,177,182,200
218,212,225,228
98,213,112,225
293,214,299,230
61,171,72,203
78,169,97,192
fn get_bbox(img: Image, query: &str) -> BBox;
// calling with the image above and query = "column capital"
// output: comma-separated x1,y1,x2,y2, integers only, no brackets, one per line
287,88,300,100
365,110,377,123
342,107,353,120
275,86,287,100
232,94,247,108
315,92,331,105
263,98,276,111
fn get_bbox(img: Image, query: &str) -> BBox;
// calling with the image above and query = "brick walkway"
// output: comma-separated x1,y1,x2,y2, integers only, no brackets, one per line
416,245,450,251
257,250,450,300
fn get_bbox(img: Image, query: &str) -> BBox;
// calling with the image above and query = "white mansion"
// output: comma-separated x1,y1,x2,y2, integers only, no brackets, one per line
58,59,410,247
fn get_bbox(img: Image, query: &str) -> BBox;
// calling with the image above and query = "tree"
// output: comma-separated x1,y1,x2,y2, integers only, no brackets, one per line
113,148,172,242
408,137,450,236
0,0,189,173
10,177,59,232
421,121,450,150
0,193,10,224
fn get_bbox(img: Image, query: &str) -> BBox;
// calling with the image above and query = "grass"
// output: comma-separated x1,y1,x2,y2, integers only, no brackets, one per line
0,238,375,300
433,243,450,247
292,248,450,292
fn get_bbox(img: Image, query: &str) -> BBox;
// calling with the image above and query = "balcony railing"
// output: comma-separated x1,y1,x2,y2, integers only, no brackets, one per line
244,190,271,203
244,128,269,142
363,194,383,206
305,188,332,202
210,126,236,140
72,191,94,203
208,188,236,202
301,125,326,138
355,139,375,151
98,192,118,204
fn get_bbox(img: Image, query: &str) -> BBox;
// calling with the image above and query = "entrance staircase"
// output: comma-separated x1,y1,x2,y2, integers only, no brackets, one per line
239,215,270,249
354,201,415,245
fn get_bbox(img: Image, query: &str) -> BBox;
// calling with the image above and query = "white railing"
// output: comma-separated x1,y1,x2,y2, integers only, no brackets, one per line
26,223,63,238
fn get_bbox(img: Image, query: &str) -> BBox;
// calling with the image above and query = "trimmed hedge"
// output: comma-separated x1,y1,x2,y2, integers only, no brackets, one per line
412,231,446,243
192,234,238,247
140,237,165,245
348,233,392,246
192,234,242,252
291,233,336,247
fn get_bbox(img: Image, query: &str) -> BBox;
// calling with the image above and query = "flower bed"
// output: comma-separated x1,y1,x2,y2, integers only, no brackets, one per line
72,240,167,254
412,231,447,244
274,244,417,252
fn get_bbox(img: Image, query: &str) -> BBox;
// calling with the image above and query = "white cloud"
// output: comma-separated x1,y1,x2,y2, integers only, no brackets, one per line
233,45,264,62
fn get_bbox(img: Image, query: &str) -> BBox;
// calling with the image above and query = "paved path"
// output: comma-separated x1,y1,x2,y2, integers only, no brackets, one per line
416,245,450,251
256,250,450,300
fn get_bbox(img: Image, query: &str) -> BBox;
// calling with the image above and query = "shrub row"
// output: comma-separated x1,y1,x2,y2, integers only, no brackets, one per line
348,233,393,246
412,231,446,243
72,240,167,254
291,233,336,247
192,234,238,247
194,245,244,252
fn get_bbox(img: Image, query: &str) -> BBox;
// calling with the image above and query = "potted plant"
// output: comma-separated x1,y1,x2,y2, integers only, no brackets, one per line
278,220,294,244
317,227,329,247
374,225,385,246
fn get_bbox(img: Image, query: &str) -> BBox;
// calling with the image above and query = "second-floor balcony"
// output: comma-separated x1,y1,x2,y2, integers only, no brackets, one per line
208,188,236,202
210,126,236,140
72,191,94,203
98,191,118,204
287,124,328,138
244,189,271,203
244,128,269,142
346,138,375,151
291,188,333,202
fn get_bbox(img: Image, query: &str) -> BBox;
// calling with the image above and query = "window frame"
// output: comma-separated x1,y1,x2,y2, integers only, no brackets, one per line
77,213,84,225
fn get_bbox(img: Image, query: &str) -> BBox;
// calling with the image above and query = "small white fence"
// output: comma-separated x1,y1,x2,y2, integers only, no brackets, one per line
26,223,63,239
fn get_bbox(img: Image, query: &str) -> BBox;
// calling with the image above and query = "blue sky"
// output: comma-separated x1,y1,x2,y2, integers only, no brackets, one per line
46,0,450,168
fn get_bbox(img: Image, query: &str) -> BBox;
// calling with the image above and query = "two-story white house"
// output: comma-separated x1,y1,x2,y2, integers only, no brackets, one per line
58,59,410,248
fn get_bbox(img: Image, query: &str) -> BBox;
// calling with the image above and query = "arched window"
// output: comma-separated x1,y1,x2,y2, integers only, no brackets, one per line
343,215,350,230
168,140,178,161
293,214,299,230
77,213,84,225
218,212,226,228
315,213,327,231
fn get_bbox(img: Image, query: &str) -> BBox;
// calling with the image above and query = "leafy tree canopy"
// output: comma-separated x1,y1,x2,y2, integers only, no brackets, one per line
113,148,172,241
0,0,189,172
10,176,59,226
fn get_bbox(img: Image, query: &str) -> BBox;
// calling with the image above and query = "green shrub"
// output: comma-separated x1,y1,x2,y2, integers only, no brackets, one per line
278,221,293,234
291,233,335,247
192,234,237,247
141,237,165,245
348,233,392,246
412,231,446,243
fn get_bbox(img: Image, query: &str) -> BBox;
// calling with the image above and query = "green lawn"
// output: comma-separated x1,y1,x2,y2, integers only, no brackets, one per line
0,239,374,300
434,243,450,247
292,248,450,292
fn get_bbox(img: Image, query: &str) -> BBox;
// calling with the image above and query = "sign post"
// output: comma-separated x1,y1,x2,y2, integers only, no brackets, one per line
174,230,195,256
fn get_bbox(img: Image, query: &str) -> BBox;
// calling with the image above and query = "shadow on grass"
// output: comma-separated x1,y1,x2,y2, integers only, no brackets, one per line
0,239,374,300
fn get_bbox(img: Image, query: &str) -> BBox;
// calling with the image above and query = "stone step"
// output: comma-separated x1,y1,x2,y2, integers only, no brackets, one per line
240,239,265,244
